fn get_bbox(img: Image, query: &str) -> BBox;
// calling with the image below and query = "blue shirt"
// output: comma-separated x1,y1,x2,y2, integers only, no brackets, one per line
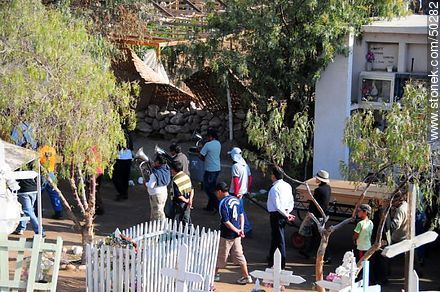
219,195,243,239
200,140,221,172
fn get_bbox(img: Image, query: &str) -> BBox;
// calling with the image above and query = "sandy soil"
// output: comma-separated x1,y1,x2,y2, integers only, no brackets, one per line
8,135,440,292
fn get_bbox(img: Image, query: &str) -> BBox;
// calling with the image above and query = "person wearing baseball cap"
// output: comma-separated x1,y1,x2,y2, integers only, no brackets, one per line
353,203,374,262
299,170,332,262
228,147,253,236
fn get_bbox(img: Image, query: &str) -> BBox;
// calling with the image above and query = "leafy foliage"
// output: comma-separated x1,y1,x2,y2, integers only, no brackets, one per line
0,0,138,252
164,0,407,107
244,99,311,172
343,83,439,204
160,0,406,176
0,0,136,177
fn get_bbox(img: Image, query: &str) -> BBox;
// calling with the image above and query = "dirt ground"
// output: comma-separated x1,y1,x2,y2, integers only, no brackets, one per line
9,135,440,292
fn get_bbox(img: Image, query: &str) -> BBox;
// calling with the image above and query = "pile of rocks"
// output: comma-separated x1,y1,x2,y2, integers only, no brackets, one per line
135,103,247,142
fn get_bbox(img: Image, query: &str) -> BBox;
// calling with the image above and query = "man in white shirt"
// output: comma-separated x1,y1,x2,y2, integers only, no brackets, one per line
267,166,295,269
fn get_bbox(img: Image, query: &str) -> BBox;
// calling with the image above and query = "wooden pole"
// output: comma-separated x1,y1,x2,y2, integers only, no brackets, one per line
226,78,233,141
404,184,416,290
37,161,43,235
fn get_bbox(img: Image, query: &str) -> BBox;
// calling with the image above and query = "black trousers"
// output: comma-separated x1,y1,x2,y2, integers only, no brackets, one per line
300,221,331,260
173,204,191,225
268,212,287,269
112,159,131,198
95,174,104,210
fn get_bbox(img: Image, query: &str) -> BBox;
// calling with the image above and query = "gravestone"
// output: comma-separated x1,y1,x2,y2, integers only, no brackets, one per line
250,249,305,292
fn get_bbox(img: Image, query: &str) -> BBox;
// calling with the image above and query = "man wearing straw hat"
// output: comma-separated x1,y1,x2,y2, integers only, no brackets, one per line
299,170,332,262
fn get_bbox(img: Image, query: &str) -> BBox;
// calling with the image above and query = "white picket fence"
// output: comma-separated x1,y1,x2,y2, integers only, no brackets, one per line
86,219,220,292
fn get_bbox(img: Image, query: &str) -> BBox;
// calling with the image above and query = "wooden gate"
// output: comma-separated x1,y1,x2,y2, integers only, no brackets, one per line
86,220,220,292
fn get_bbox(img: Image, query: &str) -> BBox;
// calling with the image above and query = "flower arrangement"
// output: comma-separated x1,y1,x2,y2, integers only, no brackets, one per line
366,50,375,63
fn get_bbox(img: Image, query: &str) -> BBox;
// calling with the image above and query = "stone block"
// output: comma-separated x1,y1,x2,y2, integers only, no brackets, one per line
209,116,222,127
165,125,182,134
152,119,160,131
147,104,159,118
156,110,170,121
137,121,153,133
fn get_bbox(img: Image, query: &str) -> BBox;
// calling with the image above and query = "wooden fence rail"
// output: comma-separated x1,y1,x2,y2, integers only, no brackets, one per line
86,219,220,292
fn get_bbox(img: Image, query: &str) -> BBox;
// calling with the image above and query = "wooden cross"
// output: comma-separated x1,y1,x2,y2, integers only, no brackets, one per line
250,249,306,292
381,230,438,291
382,184,439,291
161,244,205,292
316,260,381,292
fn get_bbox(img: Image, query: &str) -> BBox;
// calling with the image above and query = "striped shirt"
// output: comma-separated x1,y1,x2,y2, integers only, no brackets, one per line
172,171,192,207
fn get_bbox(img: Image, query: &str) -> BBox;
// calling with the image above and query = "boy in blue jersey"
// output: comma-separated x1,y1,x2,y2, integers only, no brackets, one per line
214,182,252,285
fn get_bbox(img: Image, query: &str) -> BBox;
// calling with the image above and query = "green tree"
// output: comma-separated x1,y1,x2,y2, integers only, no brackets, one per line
244,98,311,173
0,0,137,260
165,0,407,106
344,83,438,203
343,83,439,289
160,0,407,176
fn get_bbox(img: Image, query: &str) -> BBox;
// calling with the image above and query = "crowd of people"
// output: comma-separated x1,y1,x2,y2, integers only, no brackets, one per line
9,123,440,288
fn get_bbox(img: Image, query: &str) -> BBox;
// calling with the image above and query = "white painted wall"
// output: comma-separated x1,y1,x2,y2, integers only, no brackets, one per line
314,16,428,180
407,43,428,73
313,35,353,179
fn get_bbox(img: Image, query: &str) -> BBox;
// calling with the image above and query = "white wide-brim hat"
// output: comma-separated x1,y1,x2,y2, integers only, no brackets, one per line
315,170,330,184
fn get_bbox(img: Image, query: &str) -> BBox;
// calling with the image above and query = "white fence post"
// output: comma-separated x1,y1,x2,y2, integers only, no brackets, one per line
161,244,204,292
86,220,219,292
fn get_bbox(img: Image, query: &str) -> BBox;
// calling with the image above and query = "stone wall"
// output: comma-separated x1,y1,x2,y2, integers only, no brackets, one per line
135,103,247,143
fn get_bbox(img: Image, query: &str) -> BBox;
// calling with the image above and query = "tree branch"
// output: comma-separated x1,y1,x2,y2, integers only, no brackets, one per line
69,162,86,216
77,165,89,211
47,176,83,230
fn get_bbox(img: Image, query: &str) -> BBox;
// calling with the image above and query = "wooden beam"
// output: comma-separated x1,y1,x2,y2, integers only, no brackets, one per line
151,1,174,17
183,0,202,12
216,0,227,7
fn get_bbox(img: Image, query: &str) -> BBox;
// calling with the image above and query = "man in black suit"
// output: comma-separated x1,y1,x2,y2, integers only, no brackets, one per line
299,170,331,262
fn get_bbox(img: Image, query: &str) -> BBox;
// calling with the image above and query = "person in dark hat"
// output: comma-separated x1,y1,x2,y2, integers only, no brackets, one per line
199,128,221,212
299,170,332,261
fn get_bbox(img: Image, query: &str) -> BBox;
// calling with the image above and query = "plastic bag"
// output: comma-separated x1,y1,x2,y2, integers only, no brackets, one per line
0,189,22,234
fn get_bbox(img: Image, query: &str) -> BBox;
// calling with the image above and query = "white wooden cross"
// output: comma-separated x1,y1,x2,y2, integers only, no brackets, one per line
161,244,205,292
381,230,438,292
250,249,306,292
316,260,380,292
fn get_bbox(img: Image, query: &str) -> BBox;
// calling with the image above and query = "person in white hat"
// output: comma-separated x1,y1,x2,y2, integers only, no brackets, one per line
228,147,253,235
299,169,332,262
